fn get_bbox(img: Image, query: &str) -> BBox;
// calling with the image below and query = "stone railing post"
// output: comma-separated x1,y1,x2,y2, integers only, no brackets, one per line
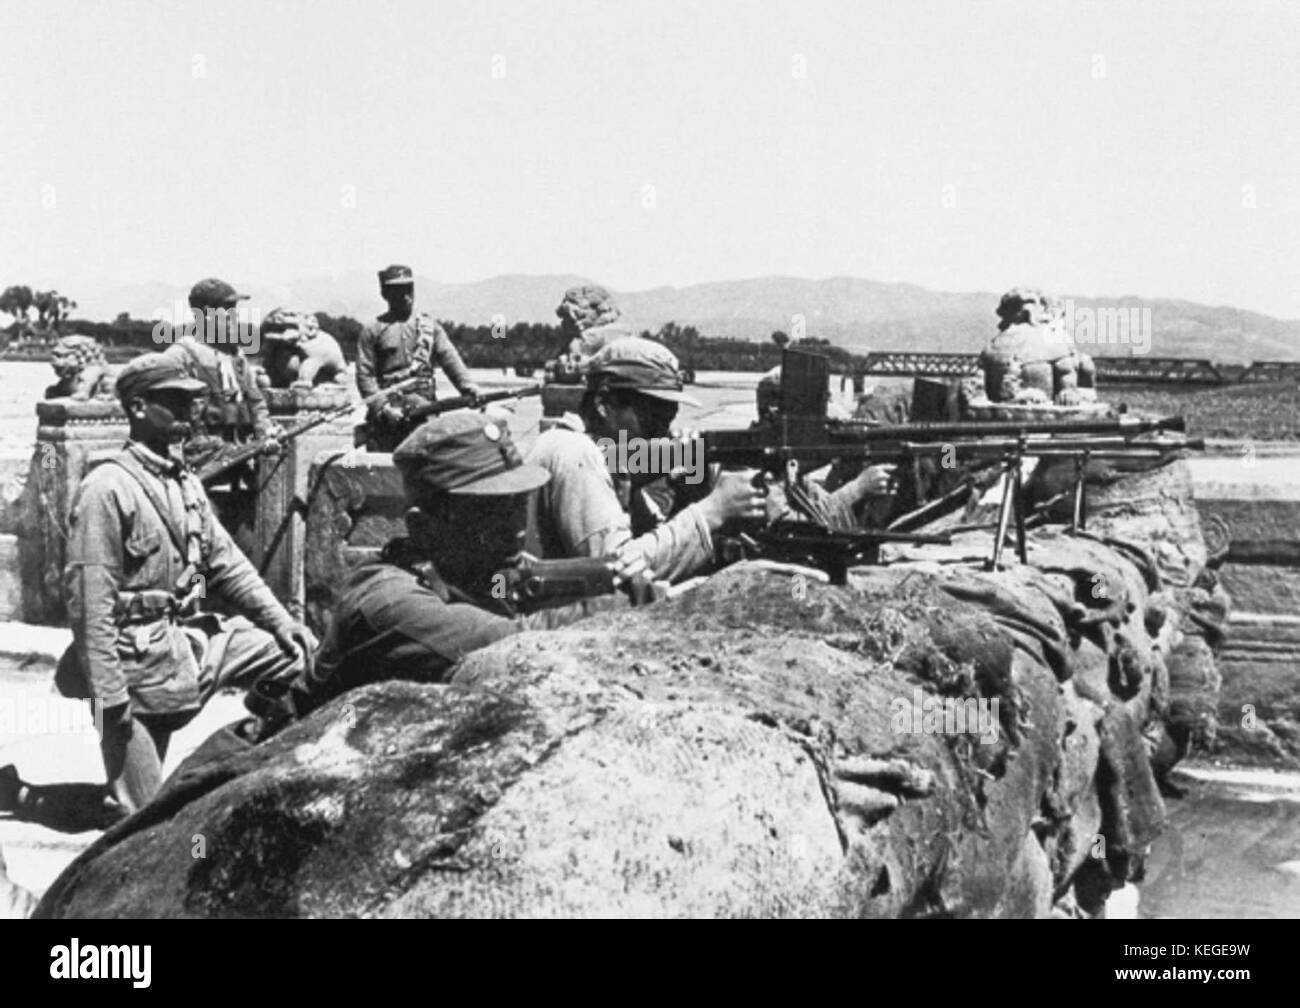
255,386,358,619
20,400,129,624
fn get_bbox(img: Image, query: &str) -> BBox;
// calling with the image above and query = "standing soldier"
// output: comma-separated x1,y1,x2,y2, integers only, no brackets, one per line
356,264,481,451
165,277,283,476
57,353,316,813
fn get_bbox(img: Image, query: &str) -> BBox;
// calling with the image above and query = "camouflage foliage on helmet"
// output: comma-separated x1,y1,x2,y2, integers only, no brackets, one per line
555,284,622,333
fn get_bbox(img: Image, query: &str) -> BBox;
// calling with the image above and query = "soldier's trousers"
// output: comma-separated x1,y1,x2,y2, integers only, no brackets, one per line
97,615,298,814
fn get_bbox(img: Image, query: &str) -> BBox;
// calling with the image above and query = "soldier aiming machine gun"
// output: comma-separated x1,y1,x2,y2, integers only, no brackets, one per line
700,347,1201,573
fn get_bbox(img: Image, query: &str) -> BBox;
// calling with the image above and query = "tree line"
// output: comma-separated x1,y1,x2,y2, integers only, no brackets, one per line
5,307,865,374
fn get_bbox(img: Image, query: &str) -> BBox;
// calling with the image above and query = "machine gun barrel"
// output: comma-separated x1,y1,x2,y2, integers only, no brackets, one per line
828,413,1186,441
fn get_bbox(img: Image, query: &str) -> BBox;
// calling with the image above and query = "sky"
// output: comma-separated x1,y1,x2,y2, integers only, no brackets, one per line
1,0,1298,318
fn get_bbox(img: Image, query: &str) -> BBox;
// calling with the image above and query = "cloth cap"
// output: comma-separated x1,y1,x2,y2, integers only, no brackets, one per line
189,278,249,309
378,264,415,286
392,411,550,498
586,337,699,406
116,352,206,402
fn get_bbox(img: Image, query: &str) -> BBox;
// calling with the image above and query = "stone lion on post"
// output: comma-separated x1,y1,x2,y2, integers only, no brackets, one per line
257,308,347,389
969,287,1098,408
44,335,115,401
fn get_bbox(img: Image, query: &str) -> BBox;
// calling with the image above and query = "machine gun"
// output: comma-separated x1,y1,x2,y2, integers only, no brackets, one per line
701,347,1202,571
493,553,654,613
198,377,423,484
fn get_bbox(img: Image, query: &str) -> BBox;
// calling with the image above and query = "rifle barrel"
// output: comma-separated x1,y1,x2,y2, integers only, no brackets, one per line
408,384,542,422
197,376,423,483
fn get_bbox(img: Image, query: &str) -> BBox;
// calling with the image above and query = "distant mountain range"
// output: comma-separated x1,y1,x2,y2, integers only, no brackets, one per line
73,274,1300,363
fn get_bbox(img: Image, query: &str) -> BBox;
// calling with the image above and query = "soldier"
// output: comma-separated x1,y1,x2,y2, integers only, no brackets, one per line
356,264,481,451
57,353,317,813
164,277,283,475
262,411,646,723
554,283,636,361
752,365,896,530
527,337,767,583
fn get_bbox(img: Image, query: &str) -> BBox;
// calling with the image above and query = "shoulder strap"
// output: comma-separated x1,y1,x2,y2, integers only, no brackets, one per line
103,454,188,558
178,340,224,396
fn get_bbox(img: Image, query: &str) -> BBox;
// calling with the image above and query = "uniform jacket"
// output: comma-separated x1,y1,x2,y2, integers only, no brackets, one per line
355,312,474,414
310,545,621,710
526,427,714,584
166,338,271,436
61,441,295,713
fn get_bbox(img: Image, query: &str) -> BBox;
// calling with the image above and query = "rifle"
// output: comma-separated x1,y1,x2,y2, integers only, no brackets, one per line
701,347,1202,571
196,377,422,484
405,383,542,423
494,553,653,613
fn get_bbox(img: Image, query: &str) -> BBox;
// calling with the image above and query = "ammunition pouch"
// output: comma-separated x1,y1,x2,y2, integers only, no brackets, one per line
114,589,182,625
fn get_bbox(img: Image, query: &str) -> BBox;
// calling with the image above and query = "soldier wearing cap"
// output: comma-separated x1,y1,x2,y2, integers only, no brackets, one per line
55,352,317,813
356,265,481,451
280,411,641,717
164,278,283,475
527,336,768,583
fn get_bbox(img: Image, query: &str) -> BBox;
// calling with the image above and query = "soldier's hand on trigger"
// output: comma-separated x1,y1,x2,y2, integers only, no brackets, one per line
380,403,406,426
860,463,898,497
699,468,768,531
461,383,482,407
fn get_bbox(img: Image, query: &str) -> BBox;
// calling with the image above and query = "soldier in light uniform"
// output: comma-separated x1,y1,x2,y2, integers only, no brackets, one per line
527,337,768,583
165,277,283,475
356,264,481,451
55,353,316,813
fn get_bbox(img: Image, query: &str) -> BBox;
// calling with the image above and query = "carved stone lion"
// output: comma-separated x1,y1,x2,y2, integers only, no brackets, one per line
258,309,347,389
974,288,1097,407
45,335,114,401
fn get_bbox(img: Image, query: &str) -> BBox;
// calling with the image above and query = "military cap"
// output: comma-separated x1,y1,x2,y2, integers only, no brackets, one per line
115,352,207,403
189,278,249,309
586,337,700,406
378,264,415,286
393,411,549,498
